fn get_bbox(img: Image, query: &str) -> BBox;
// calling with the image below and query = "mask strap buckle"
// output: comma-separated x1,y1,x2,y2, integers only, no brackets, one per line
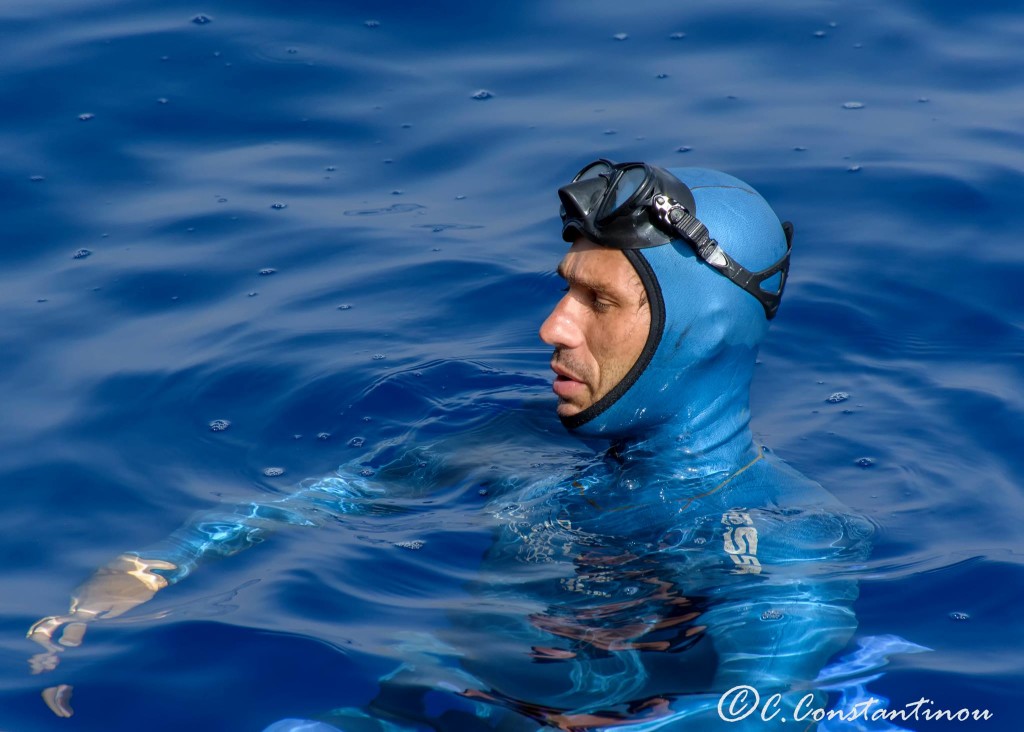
651,195,793,320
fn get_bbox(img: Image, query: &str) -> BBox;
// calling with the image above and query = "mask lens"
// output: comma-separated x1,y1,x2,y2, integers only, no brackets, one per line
604,167,648,217
574,160,613,182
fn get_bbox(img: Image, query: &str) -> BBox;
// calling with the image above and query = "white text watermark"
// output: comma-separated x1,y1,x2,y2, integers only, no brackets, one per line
718,686,993,724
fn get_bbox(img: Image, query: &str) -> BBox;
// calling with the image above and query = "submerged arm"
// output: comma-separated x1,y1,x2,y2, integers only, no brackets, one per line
27,457,432,674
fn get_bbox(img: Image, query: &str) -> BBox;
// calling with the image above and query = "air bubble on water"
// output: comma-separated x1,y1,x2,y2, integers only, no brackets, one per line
842,101,865,110
471,89,494,100
258,268,276,276
855,457,875,468
848,165,862,173
337,304,352,310
372,354,386,360
949,611,970,621
30,175,45,182
761,609,784,621
669,32,686,40
73,249,92,259
209,419,230,432
78,113,94,121
826,392,850,403
676,146,691,153
263,467,285,477
192,15,212,25
349,437,365,447
613,33,628,41
270,202,287,209
364,19,380,28
157,97,169,104
395,540,424,550
317,432,331,441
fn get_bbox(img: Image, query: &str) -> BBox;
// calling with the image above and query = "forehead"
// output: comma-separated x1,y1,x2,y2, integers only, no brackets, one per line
557,239,639,292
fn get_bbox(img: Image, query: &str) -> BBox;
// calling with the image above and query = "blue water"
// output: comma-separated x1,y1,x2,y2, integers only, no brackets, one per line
3,0,1023,729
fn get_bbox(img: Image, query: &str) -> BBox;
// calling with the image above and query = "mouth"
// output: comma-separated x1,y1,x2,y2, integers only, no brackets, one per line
550,361,586,400
551,362,579,382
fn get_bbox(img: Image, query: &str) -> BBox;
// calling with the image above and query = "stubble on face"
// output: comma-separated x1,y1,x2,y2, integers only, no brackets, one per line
542,241,651,418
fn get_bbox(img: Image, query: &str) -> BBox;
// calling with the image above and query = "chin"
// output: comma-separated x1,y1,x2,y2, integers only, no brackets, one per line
556,400,586,418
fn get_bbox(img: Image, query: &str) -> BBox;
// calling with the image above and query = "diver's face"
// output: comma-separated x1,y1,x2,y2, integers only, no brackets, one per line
539,238,651,419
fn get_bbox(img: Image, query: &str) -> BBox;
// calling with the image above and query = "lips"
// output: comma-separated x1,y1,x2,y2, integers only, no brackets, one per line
551,362,580,382
551,361,586,399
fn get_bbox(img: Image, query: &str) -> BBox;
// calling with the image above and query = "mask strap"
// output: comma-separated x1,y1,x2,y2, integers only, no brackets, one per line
651,195,792,320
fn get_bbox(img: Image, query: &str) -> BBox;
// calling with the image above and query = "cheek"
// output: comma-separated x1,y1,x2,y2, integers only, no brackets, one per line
623,308,651,345
593,310,650,365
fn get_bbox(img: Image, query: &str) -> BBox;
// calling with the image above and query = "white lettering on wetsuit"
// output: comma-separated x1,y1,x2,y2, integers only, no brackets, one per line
722,510,761,574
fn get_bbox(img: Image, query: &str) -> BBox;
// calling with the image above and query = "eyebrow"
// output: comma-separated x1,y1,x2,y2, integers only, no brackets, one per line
556,262,612,295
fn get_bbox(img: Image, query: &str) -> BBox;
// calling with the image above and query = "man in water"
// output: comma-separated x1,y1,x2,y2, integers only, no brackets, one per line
29,161,879,729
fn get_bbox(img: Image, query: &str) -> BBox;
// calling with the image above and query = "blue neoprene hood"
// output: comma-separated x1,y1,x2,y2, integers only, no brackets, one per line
562,167,789,444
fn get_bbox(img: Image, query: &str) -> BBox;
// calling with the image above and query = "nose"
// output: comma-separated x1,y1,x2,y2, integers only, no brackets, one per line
539,293,583,349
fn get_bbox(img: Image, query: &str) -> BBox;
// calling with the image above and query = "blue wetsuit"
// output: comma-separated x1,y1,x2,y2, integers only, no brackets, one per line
125,438,872,731
112,168,916,730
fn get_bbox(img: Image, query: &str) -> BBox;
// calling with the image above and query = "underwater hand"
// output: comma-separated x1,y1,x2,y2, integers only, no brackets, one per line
27,554,176,675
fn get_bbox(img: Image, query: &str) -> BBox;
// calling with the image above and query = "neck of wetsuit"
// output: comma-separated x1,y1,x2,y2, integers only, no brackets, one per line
609,386,761,474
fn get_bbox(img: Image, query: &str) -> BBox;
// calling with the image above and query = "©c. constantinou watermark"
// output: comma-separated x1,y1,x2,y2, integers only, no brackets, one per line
718,686,993,724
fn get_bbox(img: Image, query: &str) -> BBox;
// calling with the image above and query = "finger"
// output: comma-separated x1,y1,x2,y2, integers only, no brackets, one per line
28,651,61,675
27,617,73,654
58,622,87,648
41,684,74,718
27,616,64,645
